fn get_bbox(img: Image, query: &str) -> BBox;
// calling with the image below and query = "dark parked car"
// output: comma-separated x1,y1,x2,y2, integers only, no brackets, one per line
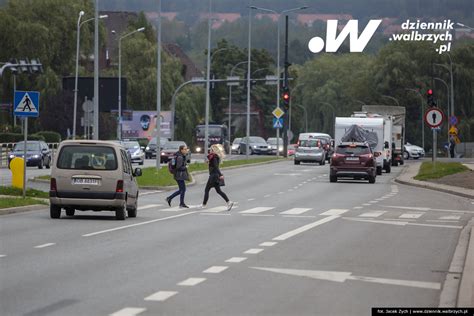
160,141,188,163
330,142,376,183
8,141,52,169
145,137,169,159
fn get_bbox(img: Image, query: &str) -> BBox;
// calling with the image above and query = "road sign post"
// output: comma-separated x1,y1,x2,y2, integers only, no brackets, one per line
272,107,284,157
424,108,444,164
14,91,40,198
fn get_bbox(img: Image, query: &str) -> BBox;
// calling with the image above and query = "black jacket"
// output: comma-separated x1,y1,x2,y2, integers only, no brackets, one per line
174,152,189,181
207,153,222,183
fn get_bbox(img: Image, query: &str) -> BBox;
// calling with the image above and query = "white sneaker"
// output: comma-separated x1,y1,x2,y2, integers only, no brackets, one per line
199,204,207,209
226,201,234,211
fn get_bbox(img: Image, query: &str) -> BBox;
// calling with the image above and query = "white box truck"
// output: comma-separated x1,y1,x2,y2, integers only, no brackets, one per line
335,117,385,175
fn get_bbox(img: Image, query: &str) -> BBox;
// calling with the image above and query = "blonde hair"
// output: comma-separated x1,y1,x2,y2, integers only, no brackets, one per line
210,144,226,161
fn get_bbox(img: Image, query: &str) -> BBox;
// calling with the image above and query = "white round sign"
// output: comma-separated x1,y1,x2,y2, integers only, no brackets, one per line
424,108,444,128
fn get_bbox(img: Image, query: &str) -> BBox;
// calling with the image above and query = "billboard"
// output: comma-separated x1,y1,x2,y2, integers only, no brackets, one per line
122,111,171,140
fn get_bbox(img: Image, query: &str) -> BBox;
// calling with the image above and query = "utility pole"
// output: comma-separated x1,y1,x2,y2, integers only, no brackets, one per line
283,15,289,158
93,0,99,140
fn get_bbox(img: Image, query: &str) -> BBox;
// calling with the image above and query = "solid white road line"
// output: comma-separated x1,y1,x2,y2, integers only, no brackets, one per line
244,248,264,254
0,255,6,258
242,214,274,217
251,267,441,290
240,207,274,214
439,216,461,220
140,190,163,196
200,213,231,216
280,208,312,215
109,307,146,316
177,278,206,286
353,206,363,209
399,212,424,219
344,217,462,229
319,209,349,216
144,291,178,302
273,215,339,241
260,241,277,247
138,204,162,210
225,257,247,263
203,266,228,274
359,211,386,218
83,212,197,237
282,215,316,218
382,205,474,214
34,243,55,249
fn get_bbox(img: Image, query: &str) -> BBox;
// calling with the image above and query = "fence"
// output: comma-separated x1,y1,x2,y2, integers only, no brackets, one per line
0,143,60,168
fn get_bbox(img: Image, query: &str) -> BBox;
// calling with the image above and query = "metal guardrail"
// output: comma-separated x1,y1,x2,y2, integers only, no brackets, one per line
0,143,59,168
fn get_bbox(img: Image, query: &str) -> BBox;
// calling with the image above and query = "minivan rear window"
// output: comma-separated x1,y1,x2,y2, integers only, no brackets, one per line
299,140,320,147
336,145,370,155
57,146,118,170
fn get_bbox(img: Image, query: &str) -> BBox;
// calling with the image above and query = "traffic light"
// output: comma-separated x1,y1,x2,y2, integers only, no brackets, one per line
426,89,437,107
281,86,290,111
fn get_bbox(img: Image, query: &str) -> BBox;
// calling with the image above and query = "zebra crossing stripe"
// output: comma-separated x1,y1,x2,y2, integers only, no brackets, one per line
399,213,424,219
280,208,312,215
359,211,386,218
319,209,349,216
240,207,274,214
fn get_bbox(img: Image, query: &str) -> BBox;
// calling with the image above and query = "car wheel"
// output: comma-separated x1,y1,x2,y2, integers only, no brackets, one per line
139,160,144,166
45,157,51,169
294,160,300,165
115,203,126,220
403,151,410,160
330,175,337,183
65,208,75,216
127,197,138,218
385,164,391,173
368,175,376,183
249,148,254,155
391,160,398,167
400,159,404,165
376,166,382,175
50,204,61,219
38,158,43,169
145,154,150,159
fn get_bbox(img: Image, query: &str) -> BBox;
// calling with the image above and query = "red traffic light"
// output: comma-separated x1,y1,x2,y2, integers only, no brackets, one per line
282,92,290,100
427,89,433,95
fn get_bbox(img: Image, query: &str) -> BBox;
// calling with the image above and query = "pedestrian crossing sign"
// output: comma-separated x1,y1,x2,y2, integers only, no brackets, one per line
14,91,40,117
273,117,283,129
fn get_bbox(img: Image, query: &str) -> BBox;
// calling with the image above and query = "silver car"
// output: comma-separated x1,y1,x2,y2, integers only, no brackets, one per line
294,138,326,165
122,140,145,165
267,137,284,155
239,137,271,155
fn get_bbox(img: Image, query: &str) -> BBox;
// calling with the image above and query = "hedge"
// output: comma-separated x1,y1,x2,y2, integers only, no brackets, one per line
0,133,45,143
32,131,61,143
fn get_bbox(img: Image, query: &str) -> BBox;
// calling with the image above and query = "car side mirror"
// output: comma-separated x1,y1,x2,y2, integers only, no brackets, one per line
134,168,142,177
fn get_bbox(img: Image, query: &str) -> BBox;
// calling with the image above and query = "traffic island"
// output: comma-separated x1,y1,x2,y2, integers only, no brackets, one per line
0,196,47,215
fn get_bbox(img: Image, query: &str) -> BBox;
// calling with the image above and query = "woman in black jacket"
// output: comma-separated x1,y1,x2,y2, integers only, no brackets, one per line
200,144,234,211
166,145,190,208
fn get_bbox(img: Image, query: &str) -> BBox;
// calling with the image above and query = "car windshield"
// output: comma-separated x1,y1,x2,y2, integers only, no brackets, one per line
248,137,266,143
57,146,117,170
163,142,185,150
267,138,283,145
13,142,40,151
148,138,168,146
196,127,223,137
123,142,140,149
299,140,320,147
232,138,241,145
336,145,370,155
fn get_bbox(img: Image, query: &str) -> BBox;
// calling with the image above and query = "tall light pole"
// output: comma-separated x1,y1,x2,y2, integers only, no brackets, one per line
456,22,474,31
204,0,212,157
156,0,162,169
250,5,308,157
321,101,335,135
93,0,99,140
117,27,145,141
406,88,425,149
73,12,108,140
435,55,454,119
245,4,252,159
434,77,450,148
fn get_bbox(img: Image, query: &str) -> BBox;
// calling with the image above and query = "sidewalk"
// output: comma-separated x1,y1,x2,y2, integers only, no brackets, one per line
396,162,474,307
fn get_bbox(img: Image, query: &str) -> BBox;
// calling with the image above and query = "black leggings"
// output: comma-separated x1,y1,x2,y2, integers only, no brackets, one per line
203,180,229,205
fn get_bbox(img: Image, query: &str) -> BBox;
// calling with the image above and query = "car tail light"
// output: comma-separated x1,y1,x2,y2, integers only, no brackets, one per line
332,153,344,159
361,154,373,159
50,178,57,191
116,180,124,193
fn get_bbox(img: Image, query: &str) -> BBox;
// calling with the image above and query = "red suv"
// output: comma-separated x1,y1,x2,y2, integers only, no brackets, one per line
330,142,376,183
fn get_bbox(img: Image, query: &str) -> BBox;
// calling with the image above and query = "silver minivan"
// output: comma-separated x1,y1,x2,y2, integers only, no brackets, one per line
294,138,326,165
49,140,141,220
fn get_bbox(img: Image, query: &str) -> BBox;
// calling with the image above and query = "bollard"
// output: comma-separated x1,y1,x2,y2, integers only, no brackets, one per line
10,157,25,190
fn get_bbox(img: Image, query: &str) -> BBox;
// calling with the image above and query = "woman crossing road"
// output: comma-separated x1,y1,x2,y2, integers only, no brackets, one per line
200,144,234,211
166,145,190,208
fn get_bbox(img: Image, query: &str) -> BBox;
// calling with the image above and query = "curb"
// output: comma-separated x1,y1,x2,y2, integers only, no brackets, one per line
394,164,474,200
0,204,47,216
457,218,474,307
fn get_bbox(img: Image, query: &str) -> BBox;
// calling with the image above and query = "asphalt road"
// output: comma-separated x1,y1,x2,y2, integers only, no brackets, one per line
1,160,473,316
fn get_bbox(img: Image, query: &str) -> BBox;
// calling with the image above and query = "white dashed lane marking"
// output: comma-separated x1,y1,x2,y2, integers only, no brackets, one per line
34,243,55,249
178,278,206,286
244,248,264,254
240,207,274,214
144,291,178,302
203,266,228,274
225,257,247,263
359,211,386,218
439,215,461,220
109,307,146,316
0,255,6,258
260,241,277,247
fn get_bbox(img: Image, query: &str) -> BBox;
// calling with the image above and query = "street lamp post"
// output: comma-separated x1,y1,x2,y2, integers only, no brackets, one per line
406,88,425,150
204,0,212,157
117,27,145,141
250,5,308,158
456,22,474,31
73,12,108,140
156,0,162,169
321,102,335,136
434,77,450,149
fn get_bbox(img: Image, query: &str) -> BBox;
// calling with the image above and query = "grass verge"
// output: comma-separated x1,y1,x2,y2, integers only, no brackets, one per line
414,162,469,181
0,197,47,209
139,157,280,187
0,186,49,198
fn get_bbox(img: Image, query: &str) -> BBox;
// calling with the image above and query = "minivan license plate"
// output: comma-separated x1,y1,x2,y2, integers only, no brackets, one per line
73,178,99,185
346,157,359,161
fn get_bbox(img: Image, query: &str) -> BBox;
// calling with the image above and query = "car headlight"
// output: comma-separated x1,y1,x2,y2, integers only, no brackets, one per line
252,145,257,148
196,147,201,153
9,154,15,159
161,152,166,156
279,147,283,151
32,154,40,158
146,146,150,151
